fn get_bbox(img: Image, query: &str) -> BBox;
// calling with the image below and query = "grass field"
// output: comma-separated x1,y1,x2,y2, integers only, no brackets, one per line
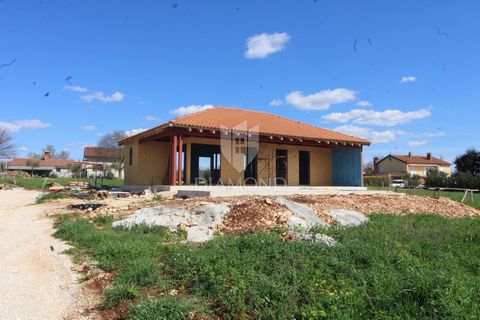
55,214,480,319
0,176,123,190
368,186,480,210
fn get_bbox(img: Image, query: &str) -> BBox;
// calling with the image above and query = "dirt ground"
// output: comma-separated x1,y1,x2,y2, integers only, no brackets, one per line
0,189,96,320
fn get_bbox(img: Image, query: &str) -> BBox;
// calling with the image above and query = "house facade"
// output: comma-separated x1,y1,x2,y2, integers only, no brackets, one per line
119,107,370,187
6,151,75,178
374,153,451,178
83,147,124,179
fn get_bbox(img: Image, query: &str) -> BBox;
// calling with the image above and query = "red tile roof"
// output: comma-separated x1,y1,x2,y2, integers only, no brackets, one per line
7,158,74,168
121,107,370,145
84,147,120,159
383,154,450,166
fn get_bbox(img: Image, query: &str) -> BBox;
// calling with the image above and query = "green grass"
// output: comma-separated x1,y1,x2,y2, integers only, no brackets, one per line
55,214,480,319
0,176,123,190
368,186,480,210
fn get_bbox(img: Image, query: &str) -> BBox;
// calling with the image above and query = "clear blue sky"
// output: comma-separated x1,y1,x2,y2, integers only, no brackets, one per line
1,0,479,163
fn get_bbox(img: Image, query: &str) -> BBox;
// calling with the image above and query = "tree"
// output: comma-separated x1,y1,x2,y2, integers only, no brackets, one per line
66,162,83,178
454,148,480,176
25,159,40,176
363,160,374,175
27,145,71,159
98,131,128,148
0,129,15,159
57,150,70,159
98,131,127,178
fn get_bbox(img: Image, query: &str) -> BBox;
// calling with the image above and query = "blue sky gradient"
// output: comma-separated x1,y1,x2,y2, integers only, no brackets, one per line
1,0,479,163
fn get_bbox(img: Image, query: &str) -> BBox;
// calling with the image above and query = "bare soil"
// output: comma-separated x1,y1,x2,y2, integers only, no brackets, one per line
0,188,98,320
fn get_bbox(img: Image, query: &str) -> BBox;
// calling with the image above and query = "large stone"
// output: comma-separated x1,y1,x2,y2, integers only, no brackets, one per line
327,209,368,226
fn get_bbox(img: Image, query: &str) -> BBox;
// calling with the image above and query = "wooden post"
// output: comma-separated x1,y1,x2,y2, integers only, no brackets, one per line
177,135,183,185
170,134,177,185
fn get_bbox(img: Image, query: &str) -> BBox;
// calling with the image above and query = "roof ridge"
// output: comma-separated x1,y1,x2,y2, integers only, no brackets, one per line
173,106,369,143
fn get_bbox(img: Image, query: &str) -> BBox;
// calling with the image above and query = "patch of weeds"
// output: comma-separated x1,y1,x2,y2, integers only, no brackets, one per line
102,285,140,308
95,214,113,226
115,259,160,287
127,296,194,320
36,193,67,203
153,193,165,201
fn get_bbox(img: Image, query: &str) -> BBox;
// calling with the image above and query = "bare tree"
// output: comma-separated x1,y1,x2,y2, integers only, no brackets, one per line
98,131,128,148
0,129,15,159
25,159,40,176
27,145,71,159
98,131,127,179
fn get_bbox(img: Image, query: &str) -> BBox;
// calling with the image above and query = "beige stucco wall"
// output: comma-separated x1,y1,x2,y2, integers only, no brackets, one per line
124,136,333,186
407,164,451,177
124,140,169,185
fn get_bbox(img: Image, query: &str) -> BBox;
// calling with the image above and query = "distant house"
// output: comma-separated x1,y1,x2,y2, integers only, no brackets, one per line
6,151,75,177
83,147,124,179
374,153,451,178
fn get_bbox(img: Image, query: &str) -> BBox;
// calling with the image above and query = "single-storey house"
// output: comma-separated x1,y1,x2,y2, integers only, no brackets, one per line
119,107,370,187
6,151,75,177
83,147,124,178
374,153,451,177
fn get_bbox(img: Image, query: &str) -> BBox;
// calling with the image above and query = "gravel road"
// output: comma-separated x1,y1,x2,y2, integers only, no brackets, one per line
0,189,83,320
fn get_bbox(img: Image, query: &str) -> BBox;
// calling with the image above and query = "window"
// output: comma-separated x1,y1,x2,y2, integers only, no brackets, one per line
411,166,416,173
56,168,61,173
129,147,133,166
234,137,245,154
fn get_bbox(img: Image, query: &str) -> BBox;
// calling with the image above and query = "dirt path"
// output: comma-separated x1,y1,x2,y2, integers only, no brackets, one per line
0,189,86,320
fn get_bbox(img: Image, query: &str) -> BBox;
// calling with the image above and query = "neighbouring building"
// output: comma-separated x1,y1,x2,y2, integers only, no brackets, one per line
374,152,451,178
83,147,124,179
6,151,75,177
119,107,370,187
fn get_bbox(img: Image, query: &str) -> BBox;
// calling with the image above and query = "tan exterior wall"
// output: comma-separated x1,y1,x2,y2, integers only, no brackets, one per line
407,164,451,177
124,140,169,185
124,136,334,186
377,157,407,174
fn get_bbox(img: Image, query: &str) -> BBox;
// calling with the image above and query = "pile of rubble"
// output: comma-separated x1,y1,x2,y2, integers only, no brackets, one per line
288,194,480,218
219,198,292,235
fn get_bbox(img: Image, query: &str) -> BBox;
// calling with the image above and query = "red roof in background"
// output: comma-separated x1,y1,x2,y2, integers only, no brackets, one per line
83,147,120,159
384,154,451,166
122,107,370,145
7,158,74,168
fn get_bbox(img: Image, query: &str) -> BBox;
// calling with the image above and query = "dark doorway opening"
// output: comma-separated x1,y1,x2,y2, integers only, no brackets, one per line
299,150,310,185
276,149,288,185
244,147,258,184
190,144,220,184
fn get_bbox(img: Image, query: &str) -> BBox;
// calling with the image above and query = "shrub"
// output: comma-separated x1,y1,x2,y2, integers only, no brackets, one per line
363,175,391,187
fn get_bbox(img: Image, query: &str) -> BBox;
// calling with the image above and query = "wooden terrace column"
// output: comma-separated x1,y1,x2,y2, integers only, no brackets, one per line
169,134,177,185
177,135,183,185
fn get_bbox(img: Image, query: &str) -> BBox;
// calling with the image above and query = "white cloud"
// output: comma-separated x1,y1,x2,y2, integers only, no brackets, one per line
145,115,162,121
269,99,283,106
169,104,214,117
81,91,125,103
64,85,87,92
334,125,396,144
408,140,428,147
16,146,28,151
423,131,445,138
285,88,356,110
400,76,416,83
244,32,291,59
83,125,96,131
356,100,372,107
0,119,51,132
125,128,147,136
322,108,431,126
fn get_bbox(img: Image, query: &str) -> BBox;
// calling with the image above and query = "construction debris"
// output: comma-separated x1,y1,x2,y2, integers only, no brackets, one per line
327,209,369,226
